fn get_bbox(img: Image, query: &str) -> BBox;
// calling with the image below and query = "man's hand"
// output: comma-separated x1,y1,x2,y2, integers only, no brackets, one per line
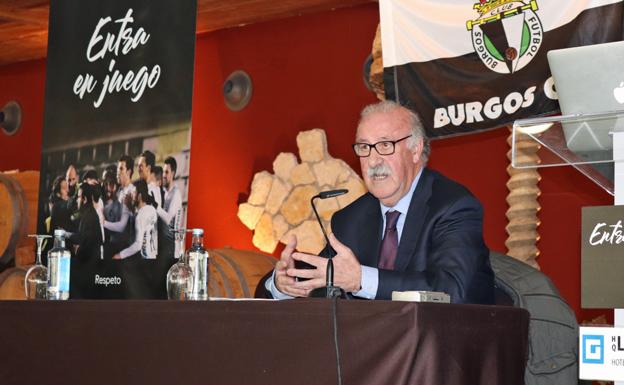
124,194,134,211
274,235,310,297
289,233,362,293
112,254,122,260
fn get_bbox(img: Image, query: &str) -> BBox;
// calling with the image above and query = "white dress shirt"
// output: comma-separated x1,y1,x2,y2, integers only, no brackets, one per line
119,204,158,259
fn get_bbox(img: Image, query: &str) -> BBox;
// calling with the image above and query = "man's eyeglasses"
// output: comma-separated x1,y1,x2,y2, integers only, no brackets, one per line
352,135,412,157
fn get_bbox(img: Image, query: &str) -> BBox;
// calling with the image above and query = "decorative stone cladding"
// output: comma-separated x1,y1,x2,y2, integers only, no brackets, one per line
238,129,366,254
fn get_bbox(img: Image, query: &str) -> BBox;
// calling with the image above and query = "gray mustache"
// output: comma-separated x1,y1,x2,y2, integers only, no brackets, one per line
367,164,391,178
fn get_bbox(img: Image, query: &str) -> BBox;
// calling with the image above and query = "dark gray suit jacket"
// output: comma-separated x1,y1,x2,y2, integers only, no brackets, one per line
331,168,494,304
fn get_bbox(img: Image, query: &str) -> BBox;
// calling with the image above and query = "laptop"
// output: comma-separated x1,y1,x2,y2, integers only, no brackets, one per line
547,40,624,152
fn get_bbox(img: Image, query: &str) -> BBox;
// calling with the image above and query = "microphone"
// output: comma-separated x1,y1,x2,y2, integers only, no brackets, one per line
318,189,348,199
309,189,348,299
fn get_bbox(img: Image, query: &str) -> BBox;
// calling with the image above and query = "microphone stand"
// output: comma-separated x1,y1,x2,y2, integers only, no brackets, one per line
309,190,348,299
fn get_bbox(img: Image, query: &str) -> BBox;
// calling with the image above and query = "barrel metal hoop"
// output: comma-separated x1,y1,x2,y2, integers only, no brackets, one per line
212,256,234,298
214,250,250,297
208,272,221,297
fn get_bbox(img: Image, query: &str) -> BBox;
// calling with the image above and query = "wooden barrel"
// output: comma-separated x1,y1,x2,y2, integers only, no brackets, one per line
0,171,39,267
0,173,28,267
208,247,276,298
0,266,27,300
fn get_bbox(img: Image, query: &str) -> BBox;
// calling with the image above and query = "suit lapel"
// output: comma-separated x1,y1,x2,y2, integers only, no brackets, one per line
356,195,383,267
394,168,432,271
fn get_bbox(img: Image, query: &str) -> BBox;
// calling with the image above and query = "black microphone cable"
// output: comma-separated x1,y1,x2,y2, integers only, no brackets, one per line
332,295,343,385
311,189,348,384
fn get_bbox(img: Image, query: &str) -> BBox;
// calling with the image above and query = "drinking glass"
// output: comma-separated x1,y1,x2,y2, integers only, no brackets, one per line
166,229,194,300
24,234,51,300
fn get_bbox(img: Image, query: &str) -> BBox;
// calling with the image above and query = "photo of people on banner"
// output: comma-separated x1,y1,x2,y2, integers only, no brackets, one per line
46,153,183,261
38,0,197,299
43,151,186,257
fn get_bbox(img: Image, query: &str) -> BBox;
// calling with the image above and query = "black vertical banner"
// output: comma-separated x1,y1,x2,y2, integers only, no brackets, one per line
39,0,197,298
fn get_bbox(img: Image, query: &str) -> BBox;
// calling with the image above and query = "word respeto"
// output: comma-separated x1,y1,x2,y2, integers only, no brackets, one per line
94,275,122,287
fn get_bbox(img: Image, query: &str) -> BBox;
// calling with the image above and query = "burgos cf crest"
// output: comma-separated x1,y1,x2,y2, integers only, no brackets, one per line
467,0,543,74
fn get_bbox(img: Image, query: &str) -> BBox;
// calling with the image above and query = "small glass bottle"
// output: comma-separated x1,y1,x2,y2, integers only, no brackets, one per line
166,229,194,300
186,228,209,300
47,229,71,300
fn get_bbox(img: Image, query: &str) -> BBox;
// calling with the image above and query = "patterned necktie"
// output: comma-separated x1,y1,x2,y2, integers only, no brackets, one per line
378,210,401,270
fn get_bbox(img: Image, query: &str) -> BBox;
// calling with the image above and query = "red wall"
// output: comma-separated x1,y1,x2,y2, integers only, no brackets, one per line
0,60,45,171
0,3,613,321
188,5,379,251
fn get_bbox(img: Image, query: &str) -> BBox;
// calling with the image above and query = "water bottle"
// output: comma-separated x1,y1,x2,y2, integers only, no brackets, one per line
186,228,209,300
47,229,71,300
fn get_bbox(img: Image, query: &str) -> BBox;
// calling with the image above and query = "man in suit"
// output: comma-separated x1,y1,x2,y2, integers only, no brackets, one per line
69,183,103,261
267,100,494,304
104,155,136,252
156,157,183,259
137,150,162,209
68,183,104,298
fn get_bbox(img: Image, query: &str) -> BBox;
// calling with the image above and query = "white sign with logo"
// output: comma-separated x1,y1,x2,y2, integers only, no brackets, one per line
580,326,624,381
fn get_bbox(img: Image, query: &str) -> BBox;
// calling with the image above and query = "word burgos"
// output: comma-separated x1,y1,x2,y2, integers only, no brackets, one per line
73,8,161,108
94,274,122,287
589,220,624,246
433,77,557,129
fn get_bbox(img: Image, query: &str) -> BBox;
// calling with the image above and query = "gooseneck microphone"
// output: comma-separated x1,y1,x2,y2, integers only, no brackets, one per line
309,189,348,298
318,189,348,199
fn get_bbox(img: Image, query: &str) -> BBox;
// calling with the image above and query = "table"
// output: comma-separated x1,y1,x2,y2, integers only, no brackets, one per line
0,299,529,385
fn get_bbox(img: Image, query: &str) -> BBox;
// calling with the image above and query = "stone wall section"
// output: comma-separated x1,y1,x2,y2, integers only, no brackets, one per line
238,129,366,254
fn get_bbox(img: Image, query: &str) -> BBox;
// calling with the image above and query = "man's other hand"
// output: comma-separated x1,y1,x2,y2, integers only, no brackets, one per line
274,235,310,297
289,233,362,293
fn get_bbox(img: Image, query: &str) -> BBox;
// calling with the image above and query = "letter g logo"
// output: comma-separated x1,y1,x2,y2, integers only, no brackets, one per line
582,335,604,364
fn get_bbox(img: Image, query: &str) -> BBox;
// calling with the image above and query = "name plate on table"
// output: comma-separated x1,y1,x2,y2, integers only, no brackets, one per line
582,205,624,308
580,326,624,381
392,291,450,303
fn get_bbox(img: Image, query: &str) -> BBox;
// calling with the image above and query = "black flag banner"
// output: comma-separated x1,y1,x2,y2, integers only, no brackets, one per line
381,0,624,138
38,0,197,298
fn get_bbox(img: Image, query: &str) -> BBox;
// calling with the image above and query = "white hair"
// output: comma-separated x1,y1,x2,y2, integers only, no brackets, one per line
358,100,430,163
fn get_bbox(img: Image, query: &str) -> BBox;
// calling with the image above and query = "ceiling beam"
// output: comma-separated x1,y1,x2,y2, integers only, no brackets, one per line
0,0,376,67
